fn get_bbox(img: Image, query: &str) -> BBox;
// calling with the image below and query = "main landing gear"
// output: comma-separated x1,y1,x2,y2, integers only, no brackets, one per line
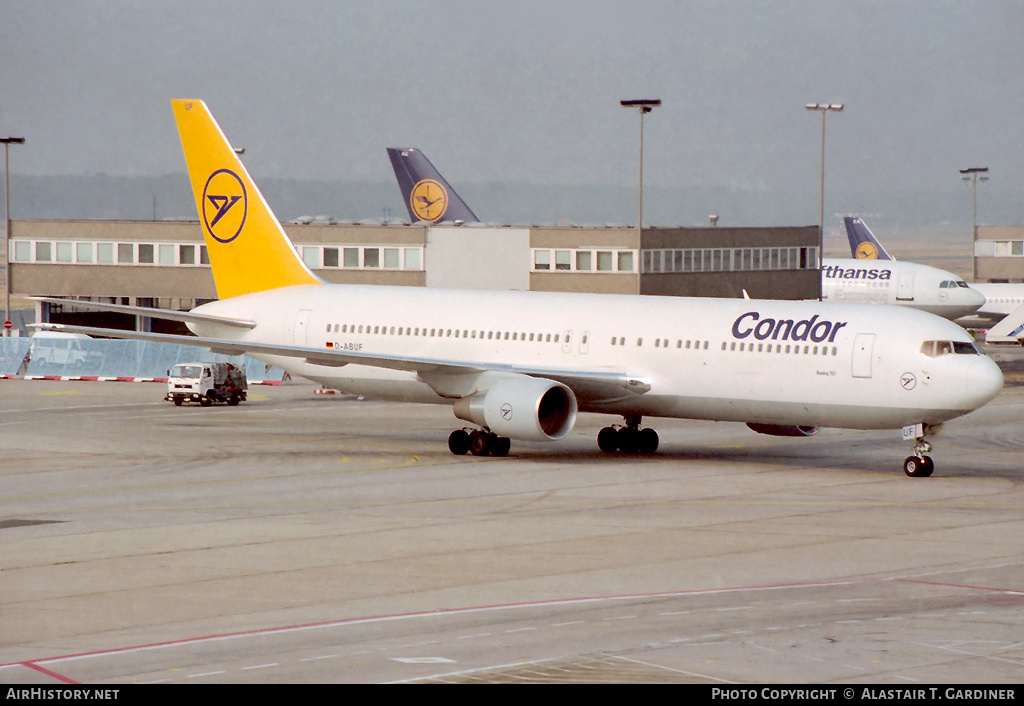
903,426,935,478
448,428,511,457
597,416,659,455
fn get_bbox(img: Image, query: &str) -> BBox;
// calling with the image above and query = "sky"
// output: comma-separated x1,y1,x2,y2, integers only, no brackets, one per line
2,0,1024,201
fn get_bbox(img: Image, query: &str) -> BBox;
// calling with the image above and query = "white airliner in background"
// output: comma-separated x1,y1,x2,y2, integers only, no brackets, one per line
844,216,1024,330
819,258,984,320
35,100,1005,478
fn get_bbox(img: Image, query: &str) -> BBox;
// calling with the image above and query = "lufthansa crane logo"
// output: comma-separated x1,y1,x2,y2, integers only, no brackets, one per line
410,179,448,222
855,242,879,259
900,372,917,390
202,169,247,243
500,403,513,421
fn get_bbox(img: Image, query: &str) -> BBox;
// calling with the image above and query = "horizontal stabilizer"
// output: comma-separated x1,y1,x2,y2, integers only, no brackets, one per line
31,297,256,329
982,301,1024,343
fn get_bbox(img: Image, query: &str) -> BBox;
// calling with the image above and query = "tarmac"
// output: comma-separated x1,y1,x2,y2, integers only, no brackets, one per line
1,367,1023,684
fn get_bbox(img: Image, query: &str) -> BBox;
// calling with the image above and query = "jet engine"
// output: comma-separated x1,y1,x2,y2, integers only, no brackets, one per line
453,376,577,442
746,423,819,437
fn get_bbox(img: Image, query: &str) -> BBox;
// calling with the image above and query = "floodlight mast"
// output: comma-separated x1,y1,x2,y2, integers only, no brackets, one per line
620,100,661,242
960,167,989,282
805,103,843,285
2,137,26,335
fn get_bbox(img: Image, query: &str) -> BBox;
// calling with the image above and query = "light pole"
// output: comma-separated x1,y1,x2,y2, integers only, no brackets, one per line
960,167,988,282
2,137,25,336
621,99,660,241
805,103,843,275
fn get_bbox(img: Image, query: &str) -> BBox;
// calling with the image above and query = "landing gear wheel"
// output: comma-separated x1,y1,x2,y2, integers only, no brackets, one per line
598,426,619,453
469,430,492,456
637,428,659,455
617,427,639,454
904,455,934,478
492,437,511,457
448,429,470,455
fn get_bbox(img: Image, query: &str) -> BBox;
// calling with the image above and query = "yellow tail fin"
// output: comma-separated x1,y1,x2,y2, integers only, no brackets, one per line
172,99,321,299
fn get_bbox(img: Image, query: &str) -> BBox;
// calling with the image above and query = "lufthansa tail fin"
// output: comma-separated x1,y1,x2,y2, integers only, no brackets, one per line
387,148,480,224
844,216,894,261
172,99,321,300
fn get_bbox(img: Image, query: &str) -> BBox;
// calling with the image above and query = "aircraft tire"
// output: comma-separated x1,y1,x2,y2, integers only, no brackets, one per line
469,431,492,456
904,456,933,478
493,437,511,457
597,426,619,453
448,429,470,455
617,428,639,454
638,428,659,455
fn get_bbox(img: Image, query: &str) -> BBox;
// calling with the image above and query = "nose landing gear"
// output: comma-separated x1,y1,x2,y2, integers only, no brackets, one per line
903,424,938,477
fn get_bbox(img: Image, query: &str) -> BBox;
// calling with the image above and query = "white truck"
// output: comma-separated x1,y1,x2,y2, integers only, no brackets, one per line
166,362,247,406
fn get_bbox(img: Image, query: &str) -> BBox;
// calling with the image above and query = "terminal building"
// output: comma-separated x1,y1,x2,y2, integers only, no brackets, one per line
5,219,821,334
974,225,1024,283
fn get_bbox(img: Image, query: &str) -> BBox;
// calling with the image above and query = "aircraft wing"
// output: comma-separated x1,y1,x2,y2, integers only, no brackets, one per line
32,323,650,401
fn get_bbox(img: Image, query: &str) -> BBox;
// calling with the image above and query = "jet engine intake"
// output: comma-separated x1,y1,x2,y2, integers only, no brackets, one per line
746,423,820,437
453,377,577,442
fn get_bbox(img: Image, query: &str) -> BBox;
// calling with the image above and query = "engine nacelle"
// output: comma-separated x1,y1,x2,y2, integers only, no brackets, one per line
452,376,577,442
746,423,819,437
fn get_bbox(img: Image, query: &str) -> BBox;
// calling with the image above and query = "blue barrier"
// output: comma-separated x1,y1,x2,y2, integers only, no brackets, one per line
5,337,287,382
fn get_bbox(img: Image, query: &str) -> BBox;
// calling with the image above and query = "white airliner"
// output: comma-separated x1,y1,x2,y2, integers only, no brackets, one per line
35,100,1005,478
819,258,984,320
843,216,1023,328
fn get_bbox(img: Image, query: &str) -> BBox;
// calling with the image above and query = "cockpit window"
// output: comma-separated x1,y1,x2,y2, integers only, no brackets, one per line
920,340,980,357
955,280,970,288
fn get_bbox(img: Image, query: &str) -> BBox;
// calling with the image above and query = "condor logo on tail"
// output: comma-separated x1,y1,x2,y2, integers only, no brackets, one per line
202,169,247,243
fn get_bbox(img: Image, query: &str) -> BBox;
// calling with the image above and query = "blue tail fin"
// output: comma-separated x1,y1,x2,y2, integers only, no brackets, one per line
387,148,480,224
844,217,894,261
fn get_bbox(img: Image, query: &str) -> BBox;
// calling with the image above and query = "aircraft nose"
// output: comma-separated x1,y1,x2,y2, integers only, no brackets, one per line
965,287,987,308
965,356,1004,409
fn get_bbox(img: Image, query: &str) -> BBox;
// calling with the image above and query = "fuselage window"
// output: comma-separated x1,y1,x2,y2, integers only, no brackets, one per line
703,341,708,350
637,338,643,347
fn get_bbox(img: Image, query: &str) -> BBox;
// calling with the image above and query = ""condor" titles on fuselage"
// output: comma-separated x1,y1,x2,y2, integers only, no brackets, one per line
731,311,848,343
